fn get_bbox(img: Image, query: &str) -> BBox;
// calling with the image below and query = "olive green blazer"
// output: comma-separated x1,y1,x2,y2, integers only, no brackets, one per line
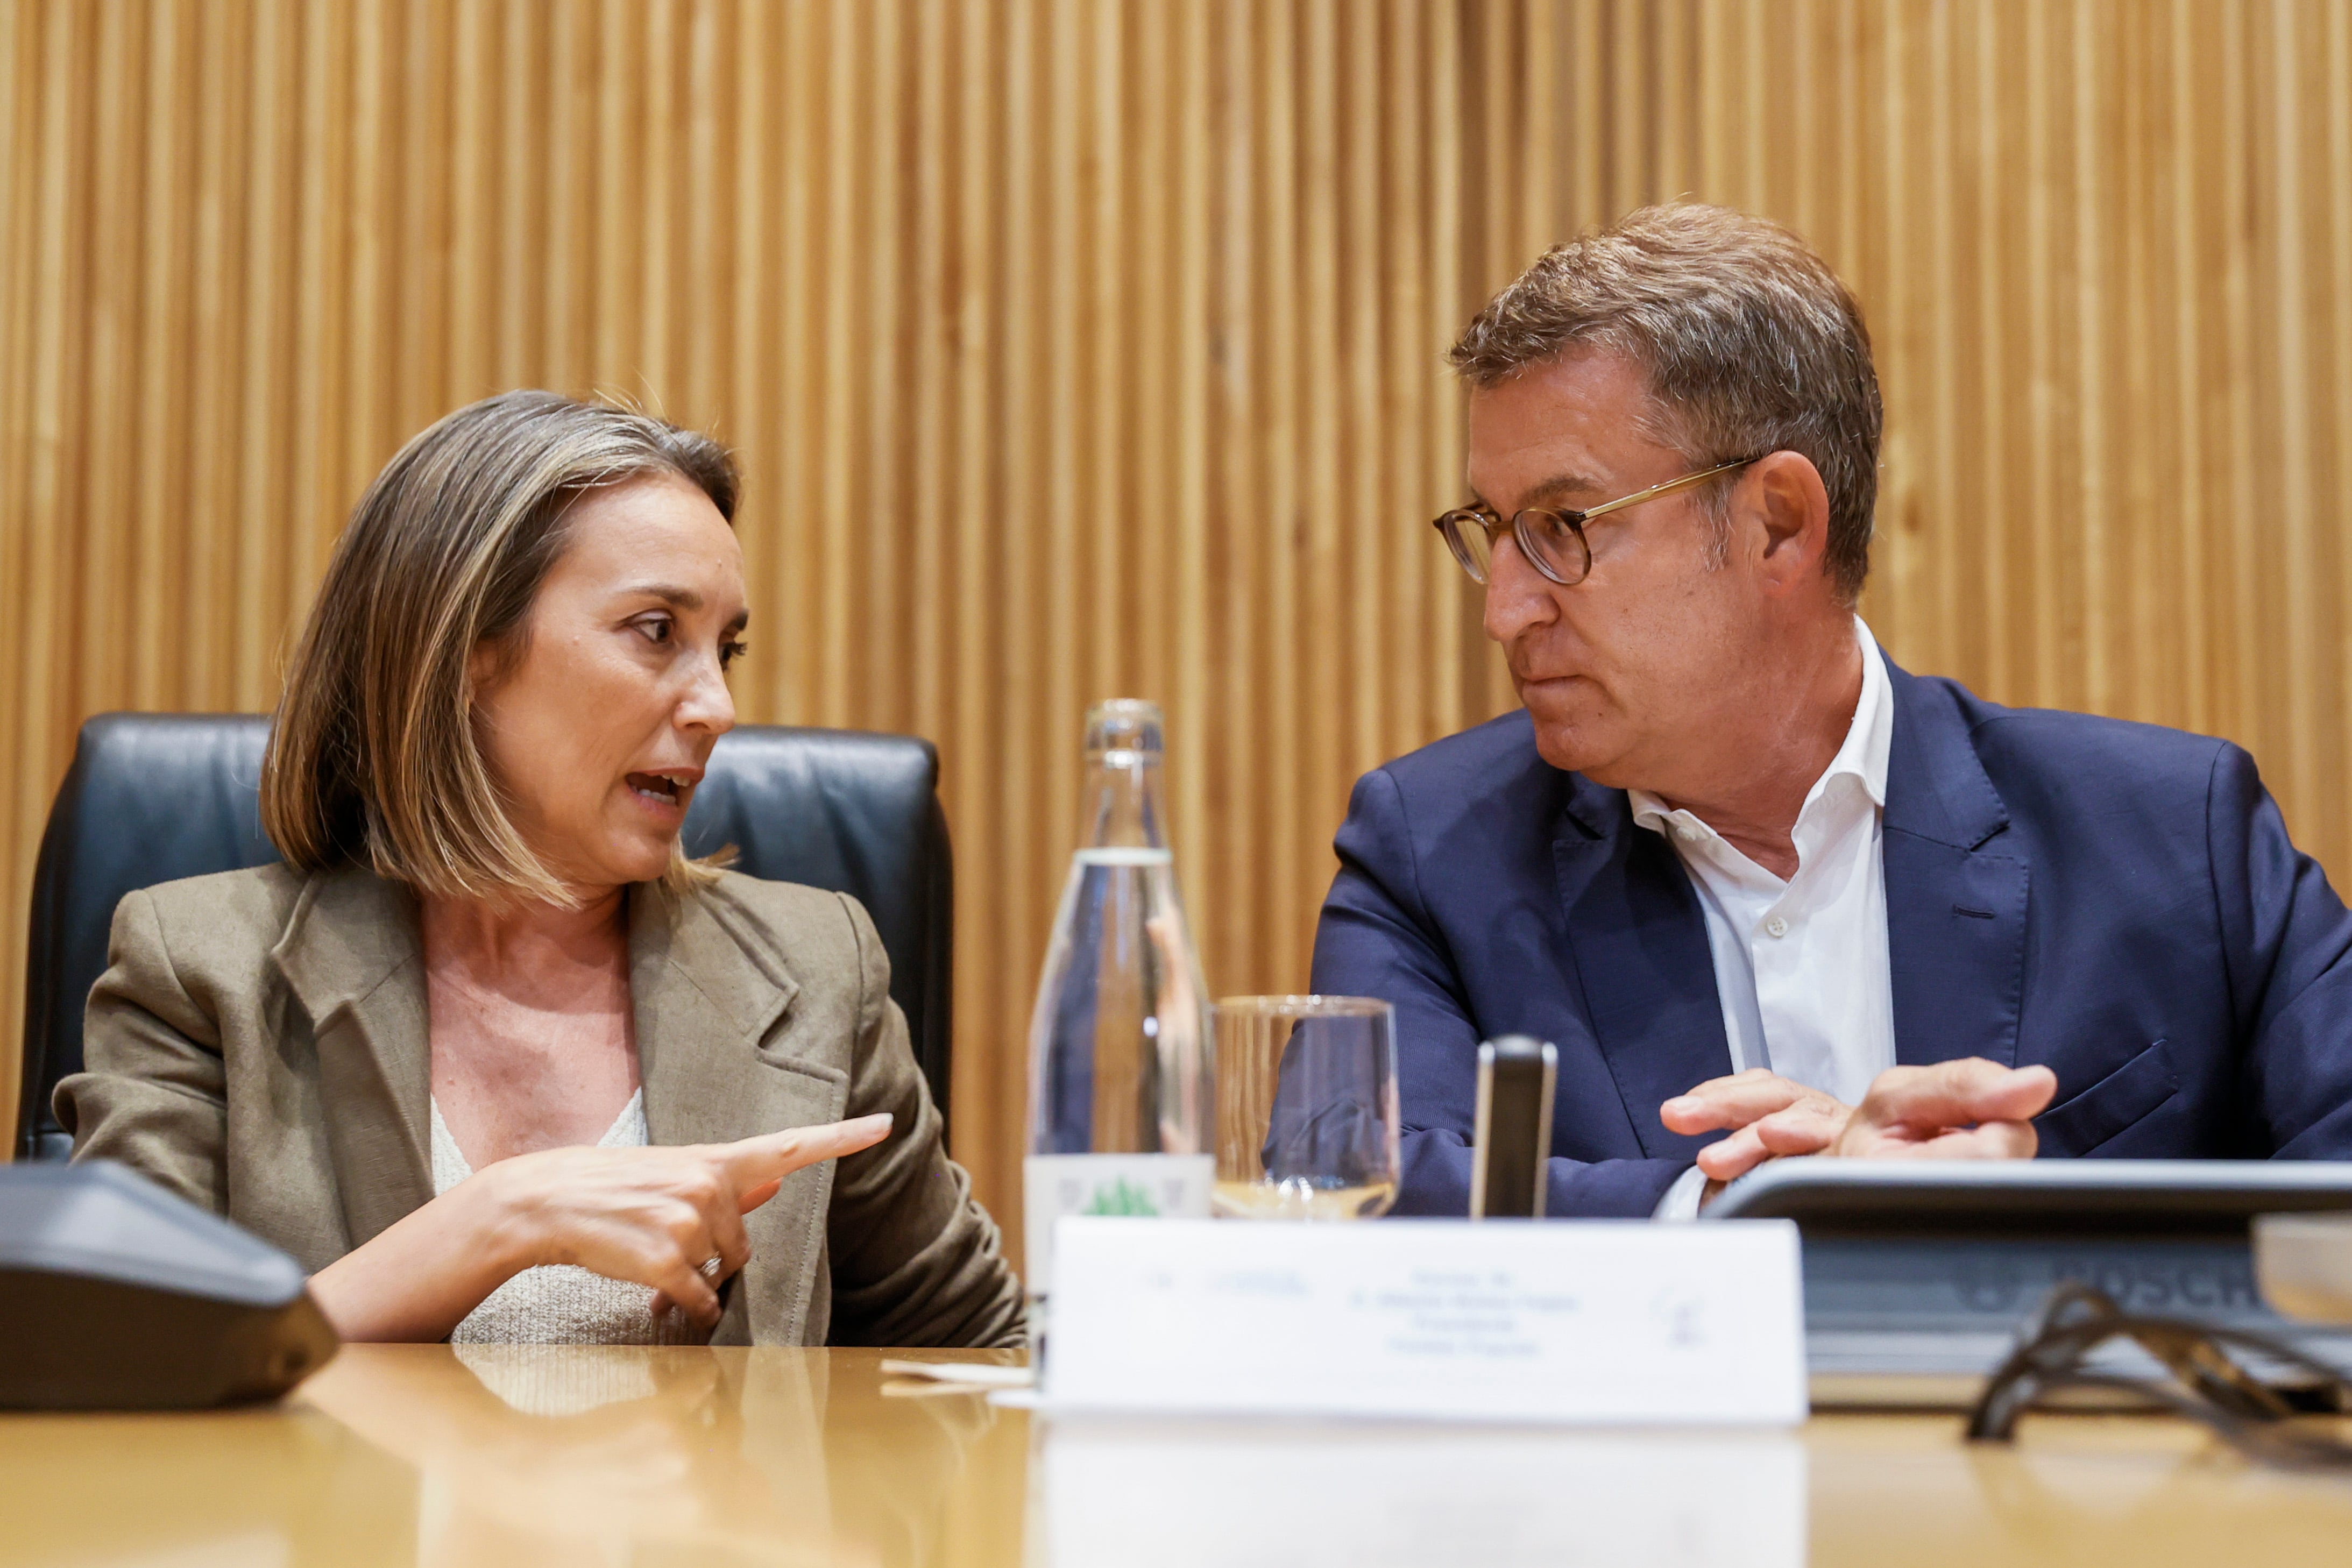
54,863,1025,1349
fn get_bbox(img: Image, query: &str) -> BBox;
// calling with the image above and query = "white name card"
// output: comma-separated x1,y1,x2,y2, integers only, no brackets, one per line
1044,1217,1808,1425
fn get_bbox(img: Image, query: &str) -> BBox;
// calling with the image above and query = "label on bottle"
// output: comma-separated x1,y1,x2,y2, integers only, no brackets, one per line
1070,846,1173,867
1024,1153,1215,1296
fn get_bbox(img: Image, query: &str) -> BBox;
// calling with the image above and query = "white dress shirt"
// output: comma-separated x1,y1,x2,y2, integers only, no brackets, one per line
1640,616,1896,1219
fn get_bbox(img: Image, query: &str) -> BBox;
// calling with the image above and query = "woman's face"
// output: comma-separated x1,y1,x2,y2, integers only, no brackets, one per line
471,473,746,897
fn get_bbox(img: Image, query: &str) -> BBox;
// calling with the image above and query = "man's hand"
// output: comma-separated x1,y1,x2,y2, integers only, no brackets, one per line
1661,1068,1857,1184
1659,1058,2061,1203
1826,1059,2057,1160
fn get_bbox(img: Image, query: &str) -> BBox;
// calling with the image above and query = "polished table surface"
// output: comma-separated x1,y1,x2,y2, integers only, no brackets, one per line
4,1345,2352,1566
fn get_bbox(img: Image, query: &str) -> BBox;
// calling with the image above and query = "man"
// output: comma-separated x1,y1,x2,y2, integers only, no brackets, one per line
1310,203,2352,1218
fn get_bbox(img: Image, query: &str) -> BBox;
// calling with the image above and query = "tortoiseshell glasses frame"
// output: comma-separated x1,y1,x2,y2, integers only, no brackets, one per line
1432,456,1761,587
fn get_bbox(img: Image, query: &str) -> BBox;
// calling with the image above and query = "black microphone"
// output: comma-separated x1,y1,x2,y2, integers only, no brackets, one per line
1469,1035,1556,1219
0,1160,338,1409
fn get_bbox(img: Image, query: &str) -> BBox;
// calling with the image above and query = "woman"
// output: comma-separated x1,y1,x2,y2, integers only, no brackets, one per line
56,391,1024,1347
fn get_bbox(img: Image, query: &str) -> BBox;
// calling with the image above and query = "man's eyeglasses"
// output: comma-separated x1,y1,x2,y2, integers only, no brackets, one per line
1432,457,1760,587
1968,1280,2352,1470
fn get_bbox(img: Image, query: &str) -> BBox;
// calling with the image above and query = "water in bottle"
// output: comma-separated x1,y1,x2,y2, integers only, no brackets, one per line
1023,700,1214,1306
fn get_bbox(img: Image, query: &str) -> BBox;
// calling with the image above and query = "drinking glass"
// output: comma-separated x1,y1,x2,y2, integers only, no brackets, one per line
1211,995,1401,1219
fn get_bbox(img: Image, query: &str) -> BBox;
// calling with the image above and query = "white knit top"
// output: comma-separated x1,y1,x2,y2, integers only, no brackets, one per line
429,1090,711,1346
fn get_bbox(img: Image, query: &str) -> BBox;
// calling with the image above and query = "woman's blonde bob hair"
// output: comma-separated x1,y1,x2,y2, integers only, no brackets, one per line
261,389,739,905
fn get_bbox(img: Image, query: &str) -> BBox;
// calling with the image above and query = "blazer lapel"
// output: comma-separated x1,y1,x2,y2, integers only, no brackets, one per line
631,884,842,1344
630,884,806,1142
1554,780,1732,1159
268,867,435,1247
1880,658,2029,1069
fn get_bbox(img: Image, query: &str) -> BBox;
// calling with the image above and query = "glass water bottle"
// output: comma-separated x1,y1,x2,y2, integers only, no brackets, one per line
1022,700,1214,1305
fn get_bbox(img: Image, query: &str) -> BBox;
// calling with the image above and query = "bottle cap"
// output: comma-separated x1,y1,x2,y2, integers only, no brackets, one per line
1085,699,1164,758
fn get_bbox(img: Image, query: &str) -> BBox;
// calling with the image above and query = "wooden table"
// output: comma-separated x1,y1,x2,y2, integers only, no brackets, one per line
2,1345,2350,1565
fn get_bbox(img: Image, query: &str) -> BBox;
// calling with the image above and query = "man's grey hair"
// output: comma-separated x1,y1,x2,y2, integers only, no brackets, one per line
1448,203,1882,604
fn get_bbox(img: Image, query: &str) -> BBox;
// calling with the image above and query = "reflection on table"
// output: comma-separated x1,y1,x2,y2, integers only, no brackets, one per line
2,1345,2352,1566
1037,1416,1803,1566
0,1345,1020,1568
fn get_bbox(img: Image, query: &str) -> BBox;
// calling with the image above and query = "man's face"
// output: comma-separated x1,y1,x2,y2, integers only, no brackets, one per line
1466,348,1763,790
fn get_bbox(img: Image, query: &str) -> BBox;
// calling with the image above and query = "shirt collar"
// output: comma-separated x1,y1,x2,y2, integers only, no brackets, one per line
1629,614,1890,836
1820,613,1891,811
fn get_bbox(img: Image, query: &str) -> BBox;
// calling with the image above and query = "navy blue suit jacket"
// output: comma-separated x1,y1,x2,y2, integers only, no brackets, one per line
1309,654,2352,1217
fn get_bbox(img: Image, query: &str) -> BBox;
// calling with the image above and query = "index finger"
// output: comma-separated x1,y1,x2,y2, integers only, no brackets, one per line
1661,1069,1822,1134
715,1113,895,1190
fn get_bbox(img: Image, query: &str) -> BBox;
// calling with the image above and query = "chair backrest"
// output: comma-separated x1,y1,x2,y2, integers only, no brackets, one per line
16,714,954,1162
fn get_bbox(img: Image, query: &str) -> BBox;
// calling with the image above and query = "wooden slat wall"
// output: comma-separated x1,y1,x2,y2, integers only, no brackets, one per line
4,4,2350,1266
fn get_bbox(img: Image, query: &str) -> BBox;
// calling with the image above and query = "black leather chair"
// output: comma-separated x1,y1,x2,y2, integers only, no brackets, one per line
16,713,955,1162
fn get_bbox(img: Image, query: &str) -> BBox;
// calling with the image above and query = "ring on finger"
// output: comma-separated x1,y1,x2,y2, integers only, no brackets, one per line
698,1255,724,1280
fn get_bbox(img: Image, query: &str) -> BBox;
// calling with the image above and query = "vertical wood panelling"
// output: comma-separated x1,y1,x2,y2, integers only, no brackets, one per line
5,5,2352,1274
